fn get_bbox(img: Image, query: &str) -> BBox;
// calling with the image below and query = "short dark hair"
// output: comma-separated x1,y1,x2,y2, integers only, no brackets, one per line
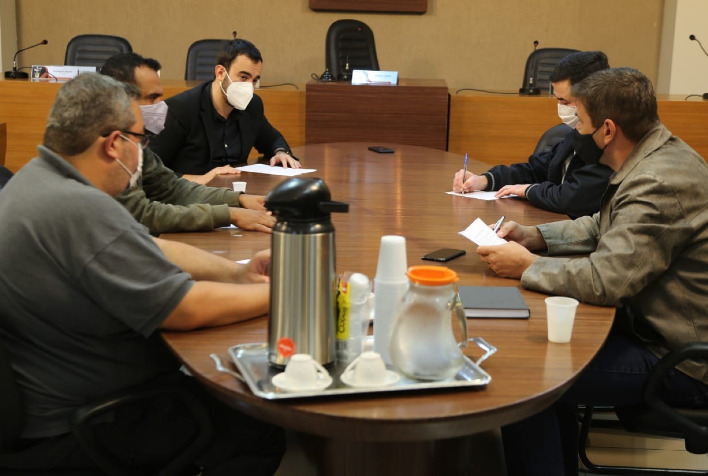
572,67,660,143
100,52,161,85
549,51,610,85
216,39,262,71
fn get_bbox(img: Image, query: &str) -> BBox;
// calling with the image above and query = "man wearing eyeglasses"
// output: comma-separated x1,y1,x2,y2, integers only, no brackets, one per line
100,52,275,235
0,73,284,474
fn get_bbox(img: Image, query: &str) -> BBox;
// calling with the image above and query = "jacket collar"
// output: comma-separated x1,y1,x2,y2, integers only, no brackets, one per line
609,124,671,185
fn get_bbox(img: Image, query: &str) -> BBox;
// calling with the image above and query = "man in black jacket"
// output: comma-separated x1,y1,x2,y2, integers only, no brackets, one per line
452,51,613,218
150,38,300,184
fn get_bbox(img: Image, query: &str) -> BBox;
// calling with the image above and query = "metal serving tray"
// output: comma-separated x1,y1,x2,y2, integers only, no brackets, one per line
225,337,496,400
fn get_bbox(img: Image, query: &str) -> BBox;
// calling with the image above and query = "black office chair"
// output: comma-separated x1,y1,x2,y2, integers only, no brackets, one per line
65,34,132,68
578,342,708,475
325,19,379,80
520,47,579,95
533,123,572,156
0,338,213,476
185,39,231,81
0,165,13,192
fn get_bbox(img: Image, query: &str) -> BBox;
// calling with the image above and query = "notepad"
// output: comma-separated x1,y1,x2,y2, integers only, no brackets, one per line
458,286,530,319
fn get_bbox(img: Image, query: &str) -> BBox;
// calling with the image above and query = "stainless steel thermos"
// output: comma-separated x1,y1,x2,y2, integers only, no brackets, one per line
265,177,349,367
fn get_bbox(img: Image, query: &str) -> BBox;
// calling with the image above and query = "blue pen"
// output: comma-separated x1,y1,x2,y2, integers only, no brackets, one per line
462,153,468,194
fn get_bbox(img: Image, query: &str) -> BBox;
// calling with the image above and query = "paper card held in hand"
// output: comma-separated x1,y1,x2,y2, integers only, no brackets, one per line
459,218,507,246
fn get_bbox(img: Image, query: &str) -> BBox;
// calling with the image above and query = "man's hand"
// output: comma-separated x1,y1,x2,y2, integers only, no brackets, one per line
240,249,271,284
270,151,301,169
238,193,266,211
453,169,488,193
477,242,538,279
495,184,530,199
495,221,548,251
182,165,241,185
228,207,275,233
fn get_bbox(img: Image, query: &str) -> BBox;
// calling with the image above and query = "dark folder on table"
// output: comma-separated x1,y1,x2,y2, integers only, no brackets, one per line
458,286,530,319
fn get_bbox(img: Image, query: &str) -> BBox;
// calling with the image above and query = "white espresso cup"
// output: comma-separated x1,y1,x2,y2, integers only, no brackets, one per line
344,351,387,386
545,296,579,343
283,354,329,389
232,181,247,193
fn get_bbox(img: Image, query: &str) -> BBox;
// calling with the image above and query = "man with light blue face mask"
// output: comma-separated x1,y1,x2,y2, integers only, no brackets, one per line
150,38,300,185
101,52,277,235
452,51,613,219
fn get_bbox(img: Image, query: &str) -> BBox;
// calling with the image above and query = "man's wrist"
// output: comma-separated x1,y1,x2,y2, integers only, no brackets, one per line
482,172,495,191
274,148,298,161
524,183,538,198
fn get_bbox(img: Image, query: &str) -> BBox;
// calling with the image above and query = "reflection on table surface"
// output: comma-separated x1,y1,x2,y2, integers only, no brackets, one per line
160,142,614,475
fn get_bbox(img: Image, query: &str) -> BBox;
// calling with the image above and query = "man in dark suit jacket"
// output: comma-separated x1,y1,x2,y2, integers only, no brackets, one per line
150,39,300,184
452,51,613,218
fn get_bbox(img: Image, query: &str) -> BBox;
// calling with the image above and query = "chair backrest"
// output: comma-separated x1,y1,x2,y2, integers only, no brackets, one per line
533,123,572,156
185,39,230,81
65,34,132,68
520,47,579,94
325,19,379,79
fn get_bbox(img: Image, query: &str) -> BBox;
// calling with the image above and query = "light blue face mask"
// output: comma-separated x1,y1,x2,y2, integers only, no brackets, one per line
139,101,168,134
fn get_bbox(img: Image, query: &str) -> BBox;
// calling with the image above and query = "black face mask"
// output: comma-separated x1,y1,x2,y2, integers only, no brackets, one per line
573,125,605,165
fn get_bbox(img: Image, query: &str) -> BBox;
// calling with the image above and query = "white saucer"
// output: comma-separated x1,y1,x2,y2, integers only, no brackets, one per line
340,369,400,388
271,372,333,393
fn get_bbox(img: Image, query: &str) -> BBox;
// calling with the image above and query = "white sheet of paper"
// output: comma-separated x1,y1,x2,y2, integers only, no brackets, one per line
459,218,507,246
236,164,316,176
446,191,517,200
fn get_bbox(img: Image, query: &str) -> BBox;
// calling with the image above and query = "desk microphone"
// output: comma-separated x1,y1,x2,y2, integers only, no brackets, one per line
519,40,541,95
4,39,48,79
689,34,708,57
688,35,708,99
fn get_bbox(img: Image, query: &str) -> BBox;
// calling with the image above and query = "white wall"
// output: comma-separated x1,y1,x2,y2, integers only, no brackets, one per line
658,0,708,95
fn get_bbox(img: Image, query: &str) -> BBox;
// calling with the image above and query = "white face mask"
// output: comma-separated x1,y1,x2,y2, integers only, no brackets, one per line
116,138,144,189
557,103,579,129
220,73,254,110
139,101,168,134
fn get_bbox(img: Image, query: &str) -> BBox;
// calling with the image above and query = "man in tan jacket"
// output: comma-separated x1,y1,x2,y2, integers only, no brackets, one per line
477,67,708,476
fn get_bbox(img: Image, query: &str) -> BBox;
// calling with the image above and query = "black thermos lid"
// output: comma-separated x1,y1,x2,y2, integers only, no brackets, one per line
265,177,348,222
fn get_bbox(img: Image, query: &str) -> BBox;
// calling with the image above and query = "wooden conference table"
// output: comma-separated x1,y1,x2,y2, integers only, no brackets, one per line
160,143,614,475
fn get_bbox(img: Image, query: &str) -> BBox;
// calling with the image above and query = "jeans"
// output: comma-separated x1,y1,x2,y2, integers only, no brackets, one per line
502,328,708,476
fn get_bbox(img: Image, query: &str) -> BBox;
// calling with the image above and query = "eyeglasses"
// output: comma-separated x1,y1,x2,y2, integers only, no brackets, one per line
119,130,151,149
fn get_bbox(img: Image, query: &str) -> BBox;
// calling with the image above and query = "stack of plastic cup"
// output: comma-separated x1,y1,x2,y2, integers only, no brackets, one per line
373,235,409,365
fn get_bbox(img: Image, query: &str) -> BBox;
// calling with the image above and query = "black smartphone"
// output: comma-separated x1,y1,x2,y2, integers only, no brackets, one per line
421,248,466,262
368,146,395,154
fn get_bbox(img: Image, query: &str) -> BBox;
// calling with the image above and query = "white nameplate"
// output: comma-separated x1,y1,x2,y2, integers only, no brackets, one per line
351,70,399,85
31,65,97,82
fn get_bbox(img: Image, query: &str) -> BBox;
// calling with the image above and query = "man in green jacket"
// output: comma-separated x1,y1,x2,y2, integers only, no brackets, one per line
101,52,275,234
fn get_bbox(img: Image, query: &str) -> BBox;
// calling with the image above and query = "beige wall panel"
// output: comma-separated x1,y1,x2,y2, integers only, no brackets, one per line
14,0,663,90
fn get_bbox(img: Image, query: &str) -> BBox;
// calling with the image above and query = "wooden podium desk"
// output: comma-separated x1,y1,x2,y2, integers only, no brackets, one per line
449,90,708,168
306,79,449,150
0,78,305,173
161,143,615,475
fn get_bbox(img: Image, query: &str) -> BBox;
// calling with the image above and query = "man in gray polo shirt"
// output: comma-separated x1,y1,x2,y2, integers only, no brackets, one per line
0,73,284,475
